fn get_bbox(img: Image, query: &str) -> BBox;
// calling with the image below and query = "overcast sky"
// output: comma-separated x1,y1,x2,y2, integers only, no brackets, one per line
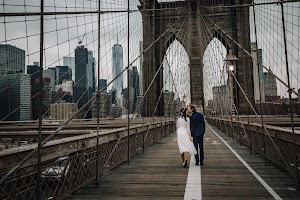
250,1,300,98
0,0,143,90
0,0,299,105
202,0,300,101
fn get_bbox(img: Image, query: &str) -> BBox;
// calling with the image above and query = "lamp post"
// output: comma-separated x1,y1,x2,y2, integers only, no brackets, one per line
225,50,238,115
181,94,186,108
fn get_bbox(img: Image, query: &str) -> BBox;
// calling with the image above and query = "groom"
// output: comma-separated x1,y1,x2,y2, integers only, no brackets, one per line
187,105,206,166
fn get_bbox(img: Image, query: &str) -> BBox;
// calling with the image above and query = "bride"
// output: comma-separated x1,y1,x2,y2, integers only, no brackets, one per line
177,107,197,168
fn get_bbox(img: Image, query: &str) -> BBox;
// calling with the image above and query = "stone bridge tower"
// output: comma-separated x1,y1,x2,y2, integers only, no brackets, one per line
140,0,254,116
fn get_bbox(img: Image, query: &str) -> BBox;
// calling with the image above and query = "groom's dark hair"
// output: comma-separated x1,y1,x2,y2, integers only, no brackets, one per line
189,105,196,112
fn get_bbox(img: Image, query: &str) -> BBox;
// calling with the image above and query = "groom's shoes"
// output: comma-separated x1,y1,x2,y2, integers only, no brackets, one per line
184,160,188,168
195,162,204,166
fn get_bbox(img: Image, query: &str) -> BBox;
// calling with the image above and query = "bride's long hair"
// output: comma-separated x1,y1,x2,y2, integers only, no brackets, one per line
179,108,187,121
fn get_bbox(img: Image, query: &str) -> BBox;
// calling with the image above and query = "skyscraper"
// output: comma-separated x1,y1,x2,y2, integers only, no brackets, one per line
110,88,117,104
251,43,265,103
55,65,72,84
63,56,75,81
27,62,40,85
88,51,96,93
74,45,90,117
91,93,112,118
129,66,139,113
43,67,56,92
75,46,88,89
99,79,107,93
0,44,25,74
112,43,123,102
55,80,73,95
53,79,74,103
264,72,277,98
0,73,30,121
27,62,41,119
31,78,52,119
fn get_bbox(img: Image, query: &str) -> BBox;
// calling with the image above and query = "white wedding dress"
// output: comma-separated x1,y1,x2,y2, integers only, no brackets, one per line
177,117,197,155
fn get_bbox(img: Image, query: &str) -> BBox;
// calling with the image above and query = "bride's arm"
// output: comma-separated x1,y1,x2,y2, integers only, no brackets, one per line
187,118,192,141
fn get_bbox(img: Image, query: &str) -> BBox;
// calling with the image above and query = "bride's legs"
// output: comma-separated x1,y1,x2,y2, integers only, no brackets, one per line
181,153,184,163
183,152,190,167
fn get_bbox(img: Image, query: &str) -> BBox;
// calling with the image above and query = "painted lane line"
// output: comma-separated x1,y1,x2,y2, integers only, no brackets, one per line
207,124,282,200
184,156,202,200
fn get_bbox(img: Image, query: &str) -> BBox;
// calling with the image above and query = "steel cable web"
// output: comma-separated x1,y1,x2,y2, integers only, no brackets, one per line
0,1,190,199
1,0,300,198
199,0,300,186
0,0,144,197
0,1,144,120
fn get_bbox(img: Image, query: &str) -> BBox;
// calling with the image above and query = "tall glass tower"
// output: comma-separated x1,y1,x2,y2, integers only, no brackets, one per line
0,44,25,74
55,65,72,85
112,43,123,102
63,56,75,81
74,46,89,112
0,73,30,121
88,51,95,93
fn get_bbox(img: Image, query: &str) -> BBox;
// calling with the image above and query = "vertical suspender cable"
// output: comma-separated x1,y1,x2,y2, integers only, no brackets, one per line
142,0,145,153
280,1,299,188
152,0,156,143
127,0,130,165
36,0,44,199
95,0,101,188
160,1,163,138
160,1,163,133
253,3,267,166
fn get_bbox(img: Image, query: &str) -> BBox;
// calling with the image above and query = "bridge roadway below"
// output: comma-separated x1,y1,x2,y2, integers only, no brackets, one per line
65,123,300,200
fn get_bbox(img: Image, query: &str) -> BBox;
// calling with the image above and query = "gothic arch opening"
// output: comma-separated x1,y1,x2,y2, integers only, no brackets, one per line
163,39,190,105
203,38,228,113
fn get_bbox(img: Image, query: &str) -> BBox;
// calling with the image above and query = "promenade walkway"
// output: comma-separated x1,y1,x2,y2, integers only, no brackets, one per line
66,124,300,199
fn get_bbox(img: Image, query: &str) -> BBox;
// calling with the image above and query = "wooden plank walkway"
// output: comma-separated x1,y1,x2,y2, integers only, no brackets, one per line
66,123,300,200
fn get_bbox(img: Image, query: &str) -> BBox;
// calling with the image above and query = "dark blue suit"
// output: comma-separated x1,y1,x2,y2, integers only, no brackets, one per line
189,112,205,164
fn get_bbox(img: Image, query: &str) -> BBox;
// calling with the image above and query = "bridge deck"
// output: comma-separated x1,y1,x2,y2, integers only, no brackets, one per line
66,124,300,200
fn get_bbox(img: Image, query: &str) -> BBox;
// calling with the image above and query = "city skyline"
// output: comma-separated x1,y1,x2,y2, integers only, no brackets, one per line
0,0,144,95
1,0,299,114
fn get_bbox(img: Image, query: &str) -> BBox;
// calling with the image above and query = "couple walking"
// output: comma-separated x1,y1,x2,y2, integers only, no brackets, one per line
177,105,205,168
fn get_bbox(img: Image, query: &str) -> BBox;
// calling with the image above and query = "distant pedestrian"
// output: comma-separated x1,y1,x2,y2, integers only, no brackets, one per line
176,108,197,168
187,105,205,166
